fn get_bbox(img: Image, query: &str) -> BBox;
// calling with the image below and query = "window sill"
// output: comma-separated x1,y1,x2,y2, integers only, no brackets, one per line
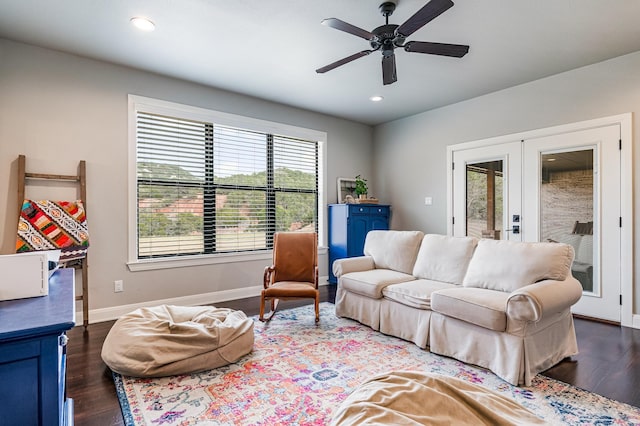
127,246,328,272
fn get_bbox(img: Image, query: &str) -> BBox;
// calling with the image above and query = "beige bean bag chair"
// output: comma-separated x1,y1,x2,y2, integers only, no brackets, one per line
101,305,254,377
331,371,546,426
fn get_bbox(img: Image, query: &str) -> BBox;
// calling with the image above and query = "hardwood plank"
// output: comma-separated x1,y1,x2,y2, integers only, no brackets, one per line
543,319,640,407
66,288,640,425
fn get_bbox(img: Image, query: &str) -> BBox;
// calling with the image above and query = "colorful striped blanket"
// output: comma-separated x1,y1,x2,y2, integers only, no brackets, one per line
16,200,89,263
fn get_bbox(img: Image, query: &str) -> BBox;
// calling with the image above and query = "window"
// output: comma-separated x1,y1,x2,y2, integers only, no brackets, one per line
128,96,325,269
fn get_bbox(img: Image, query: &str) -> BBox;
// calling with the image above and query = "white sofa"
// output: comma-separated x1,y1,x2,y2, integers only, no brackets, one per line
333,230,583,386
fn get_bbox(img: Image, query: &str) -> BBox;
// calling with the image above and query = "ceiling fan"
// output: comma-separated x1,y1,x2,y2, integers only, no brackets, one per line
315,0,469,85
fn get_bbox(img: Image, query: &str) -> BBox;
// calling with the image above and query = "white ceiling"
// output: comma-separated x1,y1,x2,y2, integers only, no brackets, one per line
2,0,640,125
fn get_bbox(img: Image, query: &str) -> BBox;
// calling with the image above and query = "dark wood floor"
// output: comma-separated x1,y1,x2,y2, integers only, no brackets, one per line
67,286,640,425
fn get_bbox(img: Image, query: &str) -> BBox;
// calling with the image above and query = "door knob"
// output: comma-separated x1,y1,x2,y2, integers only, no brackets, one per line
505,225,520,234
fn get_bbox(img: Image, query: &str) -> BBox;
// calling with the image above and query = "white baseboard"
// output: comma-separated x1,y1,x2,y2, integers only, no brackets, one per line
76,276,330,325
632,314,640,329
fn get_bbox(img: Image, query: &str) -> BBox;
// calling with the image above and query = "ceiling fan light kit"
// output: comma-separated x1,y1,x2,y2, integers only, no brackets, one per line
316,0,469,85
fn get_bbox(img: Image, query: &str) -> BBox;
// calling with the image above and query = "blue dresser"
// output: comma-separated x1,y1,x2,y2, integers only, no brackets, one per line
0,268,76,425
328,204,390,284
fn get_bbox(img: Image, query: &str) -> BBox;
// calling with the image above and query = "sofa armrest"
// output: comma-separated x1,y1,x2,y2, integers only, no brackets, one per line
506,276,583,322
333,256,375,278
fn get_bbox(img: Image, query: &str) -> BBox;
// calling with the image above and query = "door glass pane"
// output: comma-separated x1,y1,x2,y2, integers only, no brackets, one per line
466,160,504,239
539,149,595,293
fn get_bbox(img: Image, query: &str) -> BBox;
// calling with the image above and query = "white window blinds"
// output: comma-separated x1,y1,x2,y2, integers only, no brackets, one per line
135,111,318,259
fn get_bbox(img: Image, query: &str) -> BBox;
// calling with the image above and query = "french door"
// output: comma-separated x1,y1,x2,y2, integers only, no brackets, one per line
522,126,621,321
451,125,621,322
452,142,522,242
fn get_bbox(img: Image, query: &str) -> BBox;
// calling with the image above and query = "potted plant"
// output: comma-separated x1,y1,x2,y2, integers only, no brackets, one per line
355,175,368,200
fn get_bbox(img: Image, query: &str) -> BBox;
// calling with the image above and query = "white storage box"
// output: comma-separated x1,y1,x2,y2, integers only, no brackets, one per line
0,252,49,301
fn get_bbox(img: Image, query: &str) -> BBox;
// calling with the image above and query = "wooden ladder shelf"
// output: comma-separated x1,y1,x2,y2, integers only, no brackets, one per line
17,154,89,328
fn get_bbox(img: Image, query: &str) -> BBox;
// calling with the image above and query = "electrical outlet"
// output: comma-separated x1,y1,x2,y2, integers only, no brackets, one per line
114,280,124,293
424,197,433,205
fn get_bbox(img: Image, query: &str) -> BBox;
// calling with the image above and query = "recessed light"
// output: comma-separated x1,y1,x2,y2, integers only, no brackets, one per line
370,95,384,102
130,17,155,32
546,158,556,162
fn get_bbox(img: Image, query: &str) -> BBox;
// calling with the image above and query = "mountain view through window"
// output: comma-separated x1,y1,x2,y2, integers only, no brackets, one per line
136,112,318,258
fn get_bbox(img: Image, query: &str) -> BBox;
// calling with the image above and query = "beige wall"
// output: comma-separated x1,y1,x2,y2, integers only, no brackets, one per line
0,39,373,316
373,50,640,315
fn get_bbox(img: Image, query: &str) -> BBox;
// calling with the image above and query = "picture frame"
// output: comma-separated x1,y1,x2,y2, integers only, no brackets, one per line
337,177,357,203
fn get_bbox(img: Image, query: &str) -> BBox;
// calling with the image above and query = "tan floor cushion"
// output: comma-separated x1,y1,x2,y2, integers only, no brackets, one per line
331,371,545,426
101,305,254,377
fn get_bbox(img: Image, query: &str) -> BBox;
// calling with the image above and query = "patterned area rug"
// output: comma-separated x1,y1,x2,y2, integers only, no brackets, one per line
114,303,640,425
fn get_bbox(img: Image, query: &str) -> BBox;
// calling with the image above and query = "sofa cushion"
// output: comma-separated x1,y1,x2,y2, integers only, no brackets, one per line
382,279,457,310
364,230,424,275
462,239,574,293
340,269,416,299
431,287,509,331
412,234,478,284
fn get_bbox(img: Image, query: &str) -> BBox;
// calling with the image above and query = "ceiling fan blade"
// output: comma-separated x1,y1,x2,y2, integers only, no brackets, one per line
316,50,373,74
321,18,375,40
382,54,397,85
404,41,469,57
396,0,454,37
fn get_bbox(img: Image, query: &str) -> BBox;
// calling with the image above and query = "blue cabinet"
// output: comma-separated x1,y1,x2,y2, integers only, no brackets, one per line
328,204,390,284
0,268,76,426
